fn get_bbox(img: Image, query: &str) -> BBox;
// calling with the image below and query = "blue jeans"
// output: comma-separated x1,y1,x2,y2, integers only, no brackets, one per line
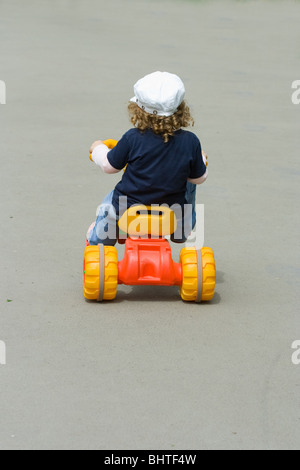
88,182,197,246
186,181,197,230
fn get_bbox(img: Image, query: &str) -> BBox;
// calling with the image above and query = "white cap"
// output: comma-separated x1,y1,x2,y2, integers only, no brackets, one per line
130,71,186,117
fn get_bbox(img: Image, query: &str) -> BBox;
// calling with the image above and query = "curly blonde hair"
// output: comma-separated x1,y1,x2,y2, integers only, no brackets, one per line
128,101,194,143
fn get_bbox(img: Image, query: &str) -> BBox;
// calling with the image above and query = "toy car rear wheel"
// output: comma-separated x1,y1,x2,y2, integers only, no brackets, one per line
180,247,216,302
201,247,216,301
83,244,118,301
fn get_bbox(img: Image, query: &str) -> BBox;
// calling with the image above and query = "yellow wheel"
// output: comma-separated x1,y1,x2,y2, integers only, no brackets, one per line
201,247,216,301
180,248,198,302
83,245,118,301
180,247,216,302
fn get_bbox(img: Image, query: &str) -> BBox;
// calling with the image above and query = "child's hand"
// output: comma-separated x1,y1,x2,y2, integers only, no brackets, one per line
202,151,208,167
90,140,104,154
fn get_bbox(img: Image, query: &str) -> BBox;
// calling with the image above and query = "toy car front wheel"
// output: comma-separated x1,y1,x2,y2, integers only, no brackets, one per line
180,247,216,302
83,244,118,301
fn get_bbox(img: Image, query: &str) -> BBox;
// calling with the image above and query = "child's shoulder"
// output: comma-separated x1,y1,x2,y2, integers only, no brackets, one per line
177,129,199,139
123,128,141,139
175,129,201,146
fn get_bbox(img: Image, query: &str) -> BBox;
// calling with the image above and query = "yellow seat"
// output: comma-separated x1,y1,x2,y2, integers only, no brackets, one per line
118,205,177,238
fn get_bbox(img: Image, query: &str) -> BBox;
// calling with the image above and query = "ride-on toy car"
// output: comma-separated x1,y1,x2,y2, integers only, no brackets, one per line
83,140,216,303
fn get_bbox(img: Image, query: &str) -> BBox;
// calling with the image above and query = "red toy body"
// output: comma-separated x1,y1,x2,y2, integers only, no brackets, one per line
118,238,182,287
83,210,216,303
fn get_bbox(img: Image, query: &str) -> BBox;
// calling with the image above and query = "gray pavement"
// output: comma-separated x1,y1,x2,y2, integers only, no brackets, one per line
0,0,299,450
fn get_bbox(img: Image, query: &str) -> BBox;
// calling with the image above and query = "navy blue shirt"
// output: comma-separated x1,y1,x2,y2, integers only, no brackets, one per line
107,128,206,211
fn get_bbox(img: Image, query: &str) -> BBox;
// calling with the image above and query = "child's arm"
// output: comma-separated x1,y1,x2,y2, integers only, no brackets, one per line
188,151,208,185
89,141,121,174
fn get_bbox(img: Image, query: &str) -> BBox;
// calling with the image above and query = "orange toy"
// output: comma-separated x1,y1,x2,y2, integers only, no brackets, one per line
83,205,216,303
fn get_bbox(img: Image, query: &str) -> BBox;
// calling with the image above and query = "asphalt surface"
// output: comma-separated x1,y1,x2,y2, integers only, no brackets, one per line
0,0,299,450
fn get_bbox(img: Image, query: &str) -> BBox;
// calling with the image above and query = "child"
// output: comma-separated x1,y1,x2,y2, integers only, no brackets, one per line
87,71,208,246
